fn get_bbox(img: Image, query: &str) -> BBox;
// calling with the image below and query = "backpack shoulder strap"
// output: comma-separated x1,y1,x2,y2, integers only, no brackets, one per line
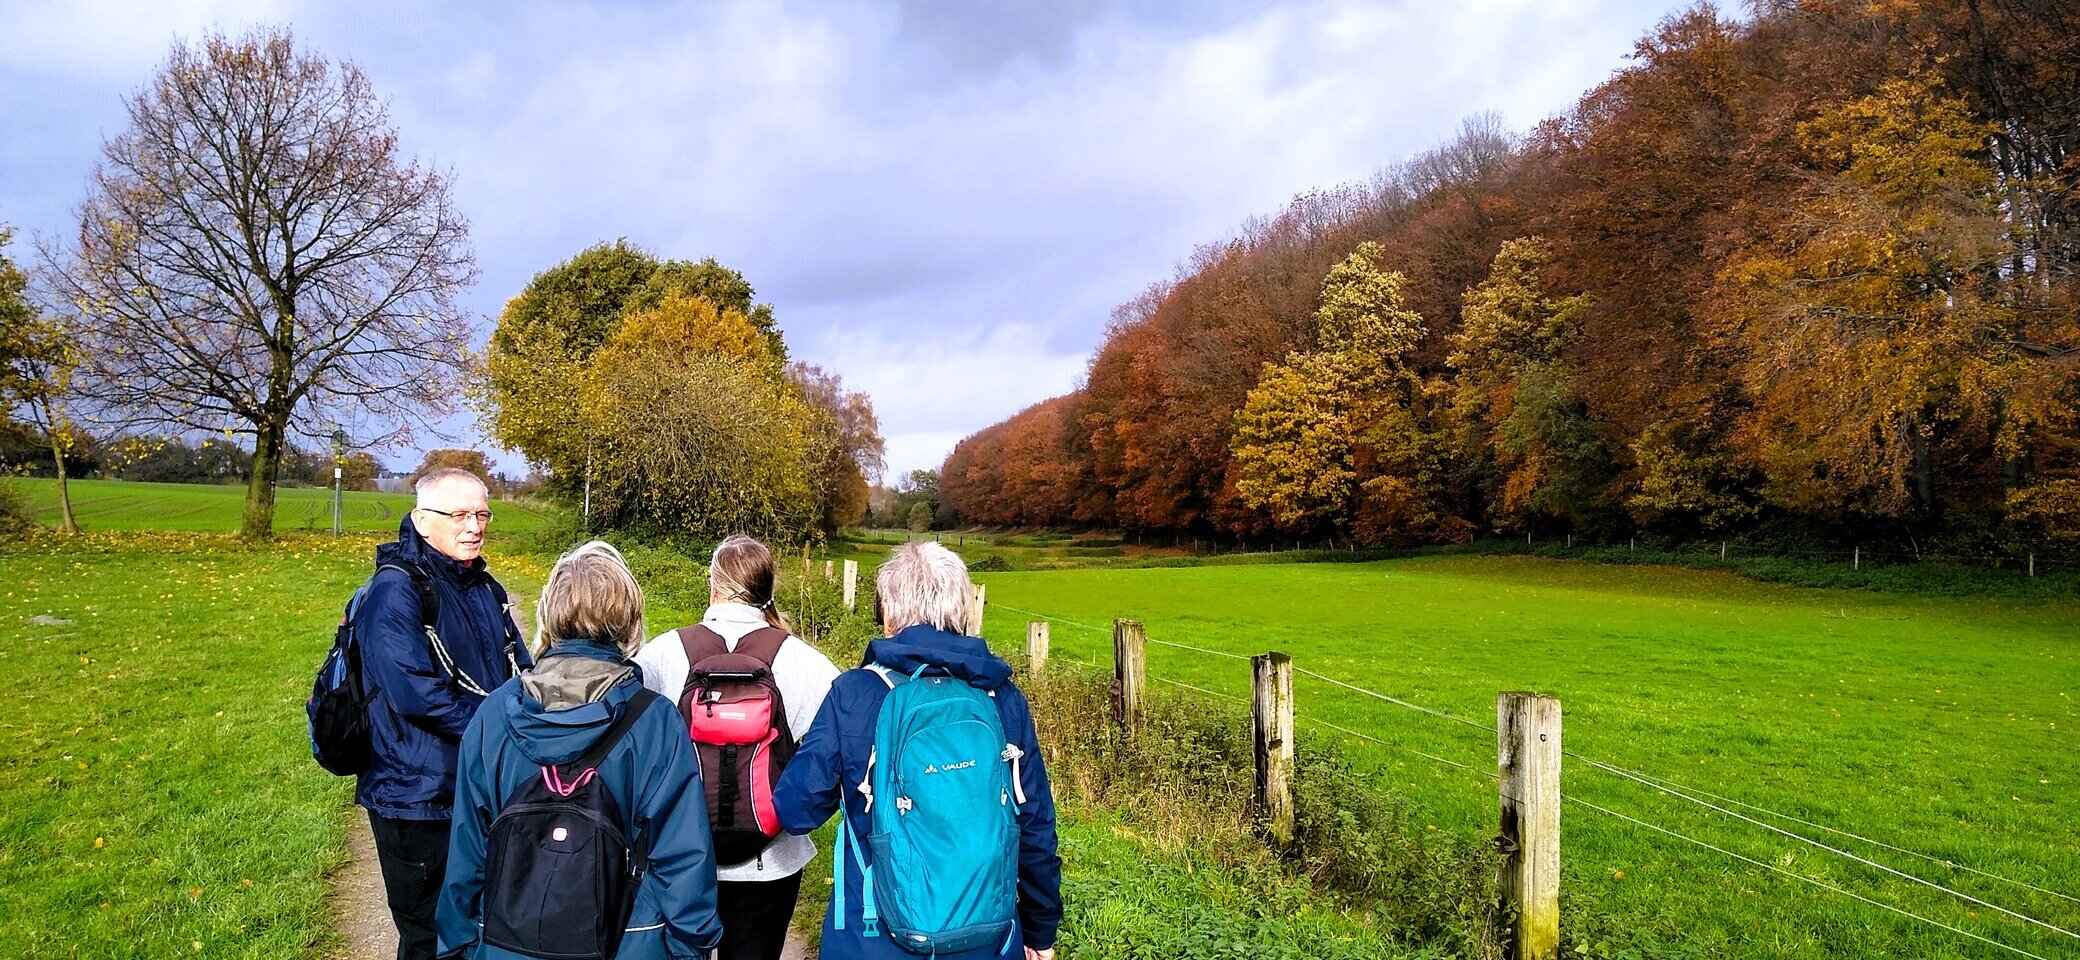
676,625,729,665
372,563,437,631
559,688,661,777
732,626,790,666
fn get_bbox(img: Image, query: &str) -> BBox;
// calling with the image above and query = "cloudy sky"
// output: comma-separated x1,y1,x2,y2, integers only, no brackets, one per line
1,0,1694,478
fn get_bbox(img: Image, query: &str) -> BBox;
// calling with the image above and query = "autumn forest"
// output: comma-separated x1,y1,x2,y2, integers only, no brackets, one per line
940,1,2080,555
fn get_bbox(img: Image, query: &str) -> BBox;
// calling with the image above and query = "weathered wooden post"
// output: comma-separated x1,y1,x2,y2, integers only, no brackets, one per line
2028,553,2035,578
1252,652,1295,849
824,559,834,580
1498,692,1562,960
1026,621,1050,675
1111,619,1146,726
1720,541,1727,561
967,583,987,635
842,559,859,610
1853,546,1860,571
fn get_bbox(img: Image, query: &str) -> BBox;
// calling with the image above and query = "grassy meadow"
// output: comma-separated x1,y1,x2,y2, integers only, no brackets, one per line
5,486,2074,958
967,556,2079,959
0,489,1431,958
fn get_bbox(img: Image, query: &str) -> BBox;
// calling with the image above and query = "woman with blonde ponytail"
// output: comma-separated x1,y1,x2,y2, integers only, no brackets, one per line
634,535,840,960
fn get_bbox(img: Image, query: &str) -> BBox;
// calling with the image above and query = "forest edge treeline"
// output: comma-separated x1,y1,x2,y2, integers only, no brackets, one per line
940,1,2080,556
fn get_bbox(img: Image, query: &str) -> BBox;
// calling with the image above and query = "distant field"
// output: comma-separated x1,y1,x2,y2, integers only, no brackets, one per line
973,556,2079,959
10,478,557,534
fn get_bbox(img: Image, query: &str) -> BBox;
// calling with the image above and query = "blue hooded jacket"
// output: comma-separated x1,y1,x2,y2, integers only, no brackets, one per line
438,641,723,960
774,625,1063,959
356,516,529,819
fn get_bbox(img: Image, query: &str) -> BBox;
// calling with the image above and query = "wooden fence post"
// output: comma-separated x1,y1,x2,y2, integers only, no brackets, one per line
1027,621,1050,675
1252,652,1295,849
824,559,834,580
1112,619,1146,726
1497,692,1562,960
967,583,987,635
842,559,859,611
2028,552,2035,578
1720,541,1727,561
1854,546,1860,571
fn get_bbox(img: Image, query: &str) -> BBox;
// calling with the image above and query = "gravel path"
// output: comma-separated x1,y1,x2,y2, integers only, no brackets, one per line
330,809,813,959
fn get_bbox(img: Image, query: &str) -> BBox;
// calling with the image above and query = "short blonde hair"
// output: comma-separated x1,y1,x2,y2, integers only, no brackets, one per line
876,542,973,635
536,540,645,654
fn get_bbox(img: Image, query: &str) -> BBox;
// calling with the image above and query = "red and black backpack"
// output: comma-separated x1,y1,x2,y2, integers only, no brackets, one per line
676,625,794,865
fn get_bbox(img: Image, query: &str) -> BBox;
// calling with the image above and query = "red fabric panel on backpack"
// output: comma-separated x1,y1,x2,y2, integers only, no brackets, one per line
750,728,780,834
687,695,774,745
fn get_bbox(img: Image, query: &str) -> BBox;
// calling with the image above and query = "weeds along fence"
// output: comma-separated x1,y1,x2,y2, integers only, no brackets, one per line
994,602,2080,960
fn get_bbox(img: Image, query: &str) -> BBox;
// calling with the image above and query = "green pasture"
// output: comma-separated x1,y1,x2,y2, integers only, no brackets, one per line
971,557,2079,959
11,478,556,534
0,531,1417,958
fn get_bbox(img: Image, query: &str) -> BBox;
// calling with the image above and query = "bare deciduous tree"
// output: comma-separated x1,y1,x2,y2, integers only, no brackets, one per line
47,27,475,538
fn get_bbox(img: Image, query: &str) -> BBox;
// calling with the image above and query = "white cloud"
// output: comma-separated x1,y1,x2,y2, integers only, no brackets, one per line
799,322,1089,476
0,0,299,78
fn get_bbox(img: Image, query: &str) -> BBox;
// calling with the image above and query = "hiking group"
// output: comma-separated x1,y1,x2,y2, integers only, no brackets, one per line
308,469,1063,960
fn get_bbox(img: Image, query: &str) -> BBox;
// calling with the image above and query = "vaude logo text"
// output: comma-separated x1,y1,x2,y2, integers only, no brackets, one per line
922,760,978,775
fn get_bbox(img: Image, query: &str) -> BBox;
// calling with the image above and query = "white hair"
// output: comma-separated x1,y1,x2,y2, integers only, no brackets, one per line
415,468,488,504
876,542,975,635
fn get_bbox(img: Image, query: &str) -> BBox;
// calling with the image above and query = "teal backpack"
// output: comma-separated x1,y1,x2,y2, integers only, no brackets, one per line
836,662,1026,955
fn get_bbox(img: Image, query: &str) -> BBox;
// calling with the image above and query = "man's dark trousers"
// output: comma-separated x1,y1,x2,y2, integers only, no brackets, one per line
367,813,451,960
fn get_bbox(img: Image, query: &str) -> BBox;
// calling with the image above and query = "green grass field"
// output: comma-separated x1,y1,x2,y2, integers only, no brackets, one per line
970,557,2079,959
11,478,557,534
0,493,1426,958
7,495,2073,958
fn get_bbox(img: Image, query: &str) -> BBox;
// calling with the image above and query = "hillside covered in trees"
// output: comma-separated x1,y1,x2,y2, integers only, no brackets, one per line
942,1,2080,553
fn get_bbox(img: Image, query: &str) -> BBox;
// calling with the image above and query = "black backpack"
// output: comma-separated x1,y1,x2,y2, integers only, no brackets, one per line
306,563,519,776
482,689,661,960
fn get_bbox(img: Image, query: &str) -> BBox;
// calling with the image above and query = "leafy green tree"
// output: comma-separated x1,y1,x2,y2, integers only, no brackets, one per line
1449,237,1606,531
906,501,932,533
1,227,81,533
1232,242,1462,543
480,241,795,507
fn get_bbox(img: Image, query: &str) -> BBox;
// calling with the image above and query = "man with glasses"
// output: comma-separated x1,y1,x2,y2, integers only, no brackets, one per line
356,467,528,960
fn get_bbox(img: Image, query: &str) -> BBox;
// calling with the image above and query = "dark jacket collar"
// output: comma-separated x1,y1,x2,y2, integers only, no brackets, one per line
863,624,1012,690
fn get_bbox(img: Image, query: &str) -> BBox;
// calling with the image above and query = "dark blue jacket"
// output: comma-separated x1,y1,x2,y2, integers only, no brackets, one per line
774,625,1063,959
356,516,528,819
438,642,723,960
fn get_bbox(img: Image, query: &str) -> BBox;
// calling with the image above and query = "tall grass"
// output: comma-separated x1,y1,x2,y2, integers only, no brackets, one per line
1023,662,1505,958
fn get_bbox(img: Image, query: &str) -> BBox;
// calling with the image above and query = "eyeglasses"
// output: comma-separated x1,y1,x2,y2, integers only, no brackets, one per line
416,507,494,525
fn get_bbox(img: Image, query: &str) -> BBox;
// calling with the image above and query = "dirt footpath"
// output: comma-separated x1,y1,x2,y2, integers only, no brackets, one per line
329,810,811,959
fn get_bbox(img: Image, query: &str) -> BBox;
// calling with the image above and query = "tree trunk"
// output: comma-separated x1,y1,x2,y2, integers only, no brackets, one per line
1909,419,1935,517
45,418,78,535
242,418,285,540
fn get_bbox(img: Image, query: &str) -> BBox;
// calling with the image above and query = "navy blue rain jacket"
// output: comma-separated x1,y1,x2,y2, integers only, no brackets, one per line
773,625,1063,959
355,516,529,819
438,642,723,960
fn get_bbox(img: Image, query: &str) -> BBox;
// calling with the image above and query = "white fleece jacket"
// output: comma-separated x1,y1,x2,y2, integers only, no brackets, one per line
633,603,840,882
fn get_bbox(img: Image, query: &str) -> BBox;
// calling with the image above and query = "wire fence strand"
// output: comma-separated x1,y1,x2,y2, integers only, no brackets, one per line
1301,715,1495,777
1569,755,2079,940
1292,666,1497,734
1565,795,2054,960
1566,753,2080,907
